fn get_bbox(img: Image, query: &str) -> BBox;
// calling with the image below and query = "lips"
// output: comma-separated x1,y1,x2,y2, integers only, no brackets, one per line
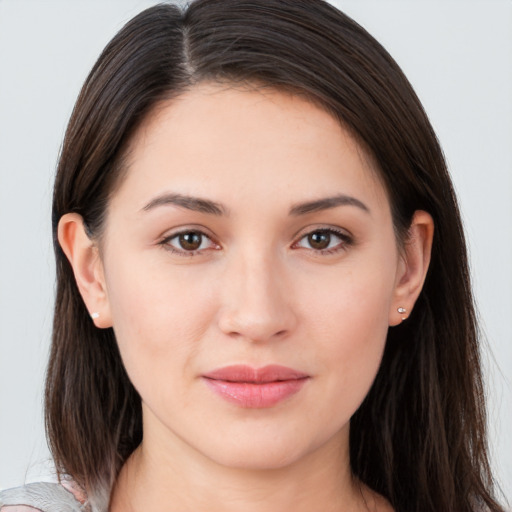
202,365,309,408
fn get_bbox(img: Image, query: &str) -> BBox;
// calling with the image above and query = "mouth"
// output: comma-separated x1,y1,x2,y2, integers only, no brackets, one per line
202,365,310,408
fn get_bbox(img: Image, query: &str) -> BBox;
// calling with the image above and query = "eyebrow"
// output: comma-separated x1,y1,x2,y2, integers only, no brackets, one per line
289,194,370,216
142,193,227,216
141,192,370,216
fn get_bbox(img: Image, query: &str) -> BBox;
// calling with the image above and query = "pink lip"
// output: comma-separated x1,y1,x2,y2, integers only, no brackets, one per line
202,365,309,408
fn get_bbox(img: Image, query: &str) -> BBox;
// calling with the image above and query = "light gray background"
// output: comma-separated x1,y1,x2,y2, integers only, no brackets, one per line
1,0,511,505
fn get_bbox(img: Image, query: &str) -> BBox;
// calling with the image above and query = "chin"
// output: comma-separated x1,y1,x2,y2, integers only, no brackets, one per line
196,426,335,472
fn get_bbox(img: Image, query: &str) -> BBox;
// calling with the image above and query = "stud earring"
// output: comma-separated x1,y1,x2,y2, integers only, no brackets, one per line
90,312,100,320
397,307,407,321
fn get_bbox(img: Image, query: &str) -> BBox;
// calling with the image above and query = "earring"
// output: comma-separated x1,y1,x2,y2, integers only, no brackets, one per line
397,307,407,321
90,312,100,320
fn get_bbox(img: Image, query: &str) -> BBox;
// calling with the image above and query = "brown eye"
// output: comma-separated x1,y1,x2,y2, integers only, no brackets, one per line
295,228,352,254
178,232,203,251
307,231,331,250
162,230,218,255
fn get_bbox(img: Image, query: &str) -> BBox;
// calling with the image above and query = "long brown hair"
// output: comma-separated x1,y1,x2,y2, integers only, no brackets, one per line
46,1,505,510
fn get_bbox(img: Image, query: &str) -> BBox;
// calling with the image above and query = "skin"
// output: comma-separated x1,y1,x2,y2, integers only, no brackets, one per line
59,83,433,512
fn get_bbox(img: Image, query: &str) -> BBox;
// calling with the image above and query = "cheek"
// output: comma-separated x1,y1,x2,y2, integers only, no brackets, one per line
303,247,396,338
300,254,396,415
103,252,217,386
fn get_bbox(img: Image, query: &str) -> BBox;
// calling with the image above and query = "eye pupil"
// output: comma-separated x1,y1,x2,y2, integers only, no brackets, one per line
308,231,330,249
179,232,202,250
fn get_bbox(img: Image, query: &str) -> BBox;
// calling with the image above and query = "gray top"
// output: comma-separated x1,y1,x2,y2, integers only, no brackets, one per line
0,482,88,512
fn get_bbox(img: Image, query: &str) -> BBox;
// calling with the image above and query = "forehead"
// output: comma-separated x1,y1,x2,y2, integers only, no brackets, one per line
113,82,388,214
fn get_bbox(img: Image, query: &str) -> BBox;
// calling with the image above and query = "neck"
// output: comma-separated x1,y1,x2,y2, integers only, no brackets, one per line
109,421,386,512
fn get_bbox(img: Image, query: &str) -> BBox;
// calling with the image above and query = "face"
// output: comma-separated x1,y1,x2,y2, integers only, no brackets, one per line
96,83,404,470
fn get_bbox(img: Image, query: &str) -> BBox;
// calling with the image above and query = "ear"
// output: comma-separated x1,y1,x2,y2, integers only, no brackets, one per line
389,210,434,326
57,213,112,328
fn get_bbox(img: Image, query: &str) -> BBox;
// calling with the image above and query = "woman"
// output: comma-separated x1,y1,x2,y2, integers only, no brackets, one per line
0,1,505,511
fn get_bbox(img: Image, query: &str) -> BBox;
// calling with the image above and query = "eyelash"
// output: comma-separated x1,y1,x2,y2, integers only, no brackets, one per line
159,227,353,257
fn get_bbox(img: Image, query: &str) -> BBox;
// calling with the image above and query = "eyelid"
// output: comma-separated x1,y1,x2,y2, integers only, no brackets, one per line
292,224,353,240
158,224,217,243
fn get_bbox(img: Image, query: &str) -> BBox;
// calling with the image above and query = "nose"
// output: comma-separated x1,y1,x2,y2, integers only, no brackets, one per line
217,251,298,343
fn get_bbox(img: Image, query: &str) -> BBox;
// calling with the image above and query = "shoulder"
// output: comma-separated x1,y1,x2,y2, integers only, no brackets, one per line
0,481,88,512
